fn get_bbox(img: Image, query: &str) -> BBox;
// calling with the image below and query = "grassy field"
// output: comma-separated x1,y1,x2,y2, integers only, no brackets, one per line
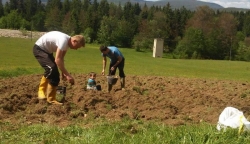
1,37,250,143
1,120,250,144
0,37,250,82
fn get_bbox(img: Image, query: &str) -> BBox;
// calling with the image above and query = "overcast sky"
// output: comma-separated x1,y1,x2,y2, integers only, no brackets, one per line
197,0,250,9
146,0,250,9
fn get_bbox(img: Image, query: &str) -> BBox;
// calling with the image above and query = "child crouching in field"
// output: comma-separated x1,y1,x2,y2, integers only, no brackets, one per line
87,72,101,91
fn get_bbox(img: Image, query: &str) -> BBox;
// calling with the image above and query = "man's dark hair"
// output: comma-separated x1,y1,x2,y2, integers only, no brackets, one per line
100,45,107,52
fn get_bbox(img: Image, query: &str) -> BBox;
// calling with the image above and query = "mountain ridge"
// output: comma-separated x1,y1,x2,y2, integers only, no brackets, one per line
96,0,224,10
1,0,249,11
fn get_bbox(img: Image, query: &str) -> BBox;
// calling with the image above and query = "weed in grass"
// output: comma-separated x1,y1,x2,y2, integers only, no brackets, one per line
240,93,247,99
120,113,131,121
69,102,77,109
56,93,65,102
132,86,148,95
70,110,85,118
132,110,141,120
182,115,193,121
142,89,149,96
106,103,113,110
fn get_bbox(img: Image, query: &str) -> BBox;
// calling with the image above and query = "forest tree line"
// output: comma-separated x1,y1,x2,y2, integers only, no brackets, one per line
0,0,250,61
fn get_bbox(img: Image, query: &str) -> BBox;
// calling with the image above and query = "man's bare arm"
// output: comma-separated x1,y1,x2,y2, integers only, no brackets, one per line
55,48,69,76
113,56,122,67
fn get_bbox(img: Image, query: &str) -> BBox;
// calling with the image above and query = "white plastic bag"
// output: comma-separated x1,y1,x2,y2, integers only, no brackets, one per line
217,107,250,132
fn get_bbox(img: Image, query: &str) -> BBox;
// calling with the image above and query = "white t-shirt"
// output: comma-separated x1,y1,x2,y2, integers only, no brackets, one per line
35,31,70,53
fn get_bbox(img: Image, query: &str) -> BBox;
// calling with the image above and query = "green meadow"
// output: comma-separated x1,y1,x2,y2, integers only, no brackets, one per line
1,37,250,143
0,37,250,82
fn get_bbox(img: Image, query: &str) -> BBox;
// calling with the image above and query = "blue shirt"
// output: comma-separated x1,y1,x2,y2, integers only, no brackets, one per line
87,78,96,87
102,46,124,62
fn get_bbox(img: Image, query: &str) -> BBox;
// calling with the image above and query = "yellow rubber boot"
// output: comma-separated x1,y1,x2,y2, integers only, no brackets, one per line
47,84,63,105
38,76,49,99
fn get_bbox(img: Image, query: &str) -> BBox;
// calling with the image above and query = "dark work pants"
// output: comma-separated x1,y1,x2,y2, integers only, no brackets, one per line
33,45,60,86
109,58,125,78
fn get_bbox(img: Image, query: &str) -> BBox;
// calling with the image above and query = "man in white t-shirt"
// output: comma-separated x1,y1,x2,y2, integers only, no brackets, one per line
33,31,85,105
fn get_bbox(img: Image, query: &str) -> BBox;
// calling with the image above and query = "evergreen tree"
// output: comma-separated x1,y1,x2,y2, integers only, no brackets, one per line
98,0,109,18
113,19,135,47
70,0,82,12
139,3,148,20
62,0,71,15
134,2,141,16
4,2,10,15
24,0,38,21
16,0,25,16
162,2,174,51
70,0,83,34
0,1,4,17
243,15,250,37
46,0,62,12
32,12,46,31
9,0,18,10
123,1,133,22
97,16,117,46
62,12,75,34
82,0,90,11
44,7,62,31
92,0,98,11
71,9,82,34
109,3,122,20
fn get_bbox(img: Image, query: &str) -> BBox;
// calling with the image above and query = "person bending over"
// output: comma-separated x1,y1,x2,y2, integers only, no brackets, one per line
100,46,125,92
33,31,85,105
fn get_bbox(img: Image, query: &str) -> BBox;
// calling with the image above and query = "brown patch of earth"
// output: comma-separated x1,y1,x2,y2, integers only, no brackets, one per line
1,74,250,127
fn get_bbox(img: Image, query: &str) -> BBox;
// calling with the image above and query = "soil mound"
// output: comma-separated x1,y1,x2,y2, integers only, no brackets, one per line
1,74,250,127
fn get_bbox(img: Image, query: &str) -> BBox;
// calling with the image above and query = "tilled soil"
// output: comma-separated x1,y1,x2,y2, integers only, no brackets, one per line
1,74,250,127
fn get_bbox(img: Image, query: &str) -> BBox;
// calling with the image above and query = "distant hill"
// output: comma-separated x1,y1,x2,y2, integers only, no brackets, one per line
1,0,249,11
100,0,224,10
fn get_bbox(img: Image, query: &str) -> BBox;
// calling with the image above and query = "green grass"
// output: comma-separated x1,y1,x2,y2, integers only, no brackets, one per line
1,120,250,144
0,37,250,82
1,37,250,143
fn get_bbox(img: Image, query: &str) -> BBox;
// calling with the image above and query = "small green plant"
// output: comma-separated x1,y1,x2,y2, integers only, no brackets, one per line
106,104,112,110
70,110,84,118
240,93,247,99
